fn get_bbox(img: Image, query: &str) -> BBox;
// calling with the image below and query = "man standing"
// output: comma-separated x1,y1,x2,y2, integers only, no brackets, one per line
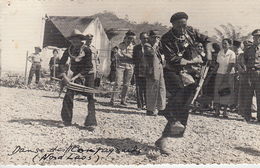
242,29,260,122
110,30,136,106
28,46,42,84
59,29,96,128
156,12,211,155
133,32,149,110
85,34,100,100
144,30,166,116
85,34,100,80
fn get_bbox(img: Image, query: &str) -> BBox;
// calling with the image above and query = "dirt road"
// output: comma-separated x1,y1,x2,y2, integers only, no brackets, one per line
0,86,260,165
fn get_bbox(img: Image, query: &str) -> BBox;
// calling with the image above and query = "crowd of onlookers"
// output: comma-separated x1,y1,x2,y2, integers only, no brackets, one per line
107,29,260,123
27,25,260,124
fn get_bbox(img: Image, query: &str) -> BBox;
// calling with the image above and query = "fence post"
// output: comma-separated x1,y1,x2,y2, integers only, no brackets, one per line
24,51,28,85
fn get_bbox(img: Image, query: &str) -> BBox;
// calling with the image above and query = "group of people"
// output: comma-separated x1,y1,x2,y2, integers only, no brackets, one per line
27,11,260,156
105,12,260,155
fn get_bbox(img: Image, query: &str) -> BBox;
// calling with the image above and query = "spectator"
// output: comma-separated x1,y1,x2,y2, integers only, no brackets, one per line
144,30,166,116
108,46,118,83
213,38,236,118
242,29,260,122
133,32,149,110
49,49,60,79
232,40,243,111
28,46,42,84
110,30,136,106
202,43,221,109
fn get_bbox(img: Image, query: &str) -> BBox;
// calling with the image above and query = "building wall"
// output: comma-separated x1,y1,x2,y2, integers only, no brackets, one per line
84,18,111,75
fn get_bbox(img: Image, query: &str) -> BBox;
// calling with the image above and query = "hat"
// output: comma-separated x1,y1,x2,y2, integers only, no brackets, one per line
252,29,260,36
170,12,188,23
66,29,86,40
149,30,161,37
34,46,42,52
243,40,253,47
125,30,136,36
85,34,94,40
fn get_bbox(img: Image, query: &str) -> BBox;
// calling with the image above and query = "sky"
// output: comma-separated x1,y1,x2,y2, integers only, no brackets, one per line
1,0,260,37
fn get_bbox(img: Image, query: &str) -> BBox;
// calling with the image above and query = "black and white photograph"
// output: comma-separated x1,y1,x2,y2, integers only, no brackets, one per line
0,0,260,166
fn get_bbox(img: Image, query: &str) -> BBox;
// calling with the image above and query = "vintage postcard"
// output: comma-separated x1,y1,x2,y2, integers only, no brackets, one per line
0,0,259,167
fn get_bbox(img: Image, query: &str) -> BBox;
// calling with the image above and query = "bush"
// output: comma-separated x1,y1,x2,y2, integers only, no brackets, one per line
0,75,137,101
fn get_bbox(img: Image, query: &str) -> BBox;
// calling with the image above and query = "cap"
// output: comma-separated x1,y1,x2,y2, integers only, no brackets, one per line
252,29,260,36
170,12,188,23
85,34,94,40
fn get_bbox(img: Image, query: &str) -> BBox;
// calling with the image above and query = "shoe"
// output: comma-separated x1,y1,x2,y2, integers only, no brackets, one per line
158,110,165,116
58,121,71,127
155,137,172,155
137,108,142,111
223,115,229,119
120,101,127,106
245,117,253,122
213,111,220,117
80,125,96,131
109,100,115,106
146,110,156,116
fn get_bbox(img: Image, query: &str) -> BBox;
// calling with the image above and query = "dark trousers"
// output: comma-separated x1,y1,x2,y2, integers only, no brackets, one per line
162,68,195,137
28,64,41,84
61,73,97,126
50,67,60,79
243,70,260,120
135,76,146,109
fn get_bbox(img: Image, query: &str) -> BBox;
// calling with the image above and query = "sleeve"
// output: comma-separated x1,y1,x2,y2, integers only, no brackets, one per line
216,52,220,63
59,49,69,74
79,47,93,76
117,43,124,57
28,54,34,62
132,46,139,66
229,51,236,64
161,37,183,65
144,44,154,68
49,57,53,66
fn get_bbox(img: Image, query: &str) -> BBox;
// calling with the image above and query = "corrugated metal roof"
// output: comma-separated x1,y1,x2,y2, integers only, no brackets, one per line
49,16,95,38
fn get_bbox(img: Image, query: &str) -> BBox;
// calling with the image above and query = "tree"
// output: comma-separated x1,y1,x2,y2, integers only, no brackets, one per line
214,23,249,41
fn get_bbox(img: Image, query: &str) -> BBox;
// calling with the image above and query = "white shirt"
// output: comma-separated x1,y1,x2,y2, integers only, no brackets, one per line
217,49,236,74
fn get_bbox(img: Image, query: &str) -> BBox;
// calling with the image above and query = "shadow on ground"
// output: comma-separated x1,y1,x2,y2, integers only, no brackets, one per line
235,147,260,156
190,111,246,122
42,95,62,99
97,108,145,115
8,118,64,128
78,137,160,160
96,101,138,110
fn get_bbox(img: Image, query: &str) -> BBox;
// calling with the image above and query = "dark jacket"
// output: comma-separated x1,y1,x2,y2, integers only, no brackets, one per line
133,44,147,77
244,45,260,70
59,46,93,76
161,26,208,73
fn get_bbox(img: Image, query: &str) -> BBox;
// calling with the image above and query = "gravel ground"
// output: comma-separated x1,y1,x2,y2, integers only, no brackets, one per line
0,86,260,165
